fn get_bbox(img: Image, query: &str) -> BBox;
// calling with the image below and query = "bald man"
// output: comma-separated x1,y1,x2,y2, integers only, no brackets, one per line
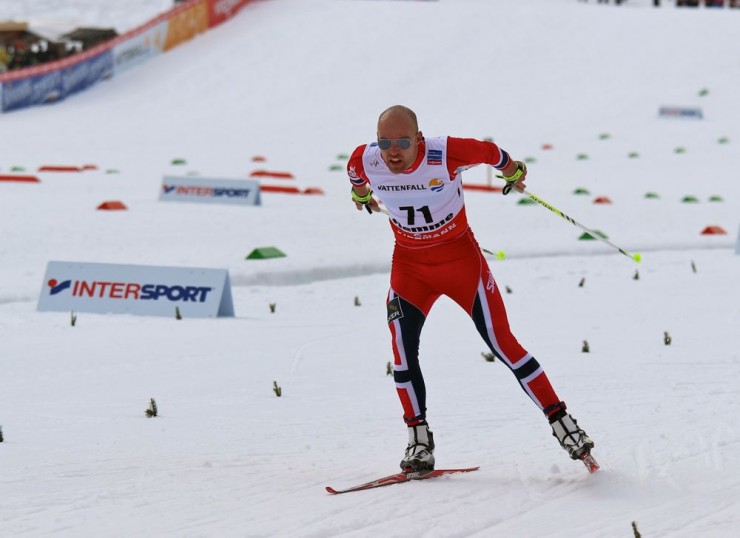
347,105,595,472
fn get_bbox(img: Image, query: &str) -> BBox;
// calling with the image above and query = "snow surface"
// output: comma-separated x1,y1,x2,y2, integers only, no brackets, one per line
1,0,739,536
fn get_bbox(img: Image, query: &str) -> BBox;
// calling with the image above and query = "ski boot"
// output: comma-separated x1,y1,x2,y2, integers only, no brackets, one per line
400,422,435,472
549,410,594,460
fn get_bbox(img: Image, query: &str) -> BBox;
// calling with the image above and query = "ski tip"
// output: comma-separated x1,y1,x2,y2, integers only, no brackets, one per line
584,462,600,473
326,486,339,494
579,452,600,473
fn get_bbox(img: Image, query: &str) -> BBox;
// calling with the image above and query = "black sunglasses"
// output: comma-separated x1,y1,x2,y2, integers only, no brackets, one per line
377,138,413,150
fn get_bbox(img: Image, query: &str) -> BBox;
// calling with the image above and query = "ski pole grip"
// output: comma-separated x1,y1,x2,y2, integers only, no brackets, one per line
497,161,526,196
351,188,374,205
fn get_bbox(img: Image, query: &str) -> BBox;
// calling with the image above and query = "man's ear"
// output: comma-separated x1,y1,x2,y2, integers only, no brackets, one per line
417,131,424,143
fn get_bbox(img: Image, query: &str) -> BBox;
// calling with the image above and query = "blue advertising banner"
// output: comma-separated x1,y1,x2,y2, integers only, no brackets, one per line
62,50,114,96
1,70,63,112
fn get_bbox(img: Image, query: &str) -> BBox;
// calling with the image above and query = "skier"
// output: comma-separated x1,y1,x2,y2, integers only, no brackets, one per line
347,105,595,472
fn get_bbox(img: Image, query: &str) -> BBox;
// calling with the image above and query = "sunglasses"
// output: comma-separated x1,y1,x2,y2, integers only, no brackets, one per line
377,138,413,150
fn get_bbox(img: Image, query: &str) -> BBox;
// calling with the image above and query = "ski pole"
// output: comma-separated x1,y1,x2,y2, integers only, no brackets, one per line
511,187,641,263
367,191,638,262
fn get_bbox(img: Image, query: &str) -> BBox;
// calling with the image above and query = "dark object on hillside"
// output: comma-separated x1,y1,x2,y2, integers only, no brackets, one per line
61,27,117,51
0,21,117,71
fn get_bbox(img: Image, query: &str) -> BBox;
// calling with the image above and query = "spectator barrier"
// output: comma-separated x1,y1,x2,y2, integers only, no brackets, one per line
0,0,256,113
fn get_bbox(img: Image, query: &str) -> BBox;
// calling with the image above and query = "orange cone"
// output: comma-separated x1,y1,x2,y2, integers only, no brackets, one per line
97,201,128,210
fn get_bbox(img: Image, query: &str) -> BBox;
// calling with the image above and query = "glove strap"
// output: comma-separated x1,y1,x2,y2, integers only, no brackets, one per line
351,188,373,204
498,161,527,183
496,161,527,195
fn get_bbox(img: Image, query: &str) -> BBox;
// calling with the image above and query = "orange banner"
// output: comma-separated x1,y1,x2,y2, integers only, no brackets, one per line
164,0,209,52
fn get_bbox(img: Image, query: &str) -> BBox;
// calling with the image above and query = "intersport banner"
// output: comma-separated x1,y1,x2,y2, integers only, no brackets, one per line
159,176,262,206
0,0,257,113
38,261,235,318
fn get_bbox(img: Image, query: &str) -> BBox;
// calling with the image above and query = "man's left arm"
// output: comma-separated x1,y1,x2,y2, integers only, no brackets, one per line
447,137,527,192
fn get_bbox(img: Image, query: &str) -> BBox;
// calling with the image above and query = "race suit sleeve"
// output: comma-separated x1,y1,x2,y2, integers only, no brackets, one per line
445,137,512,177
347,144,369,187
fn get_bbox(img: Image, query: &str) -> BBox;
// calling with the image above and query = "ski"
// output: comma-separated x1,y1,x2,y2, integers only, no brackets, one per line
579,451,600,473
326,466,480,495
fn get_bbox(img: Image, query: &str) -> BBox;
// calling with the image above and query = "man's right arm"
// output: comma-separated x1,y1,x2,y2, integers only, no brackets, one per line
347,145,380,212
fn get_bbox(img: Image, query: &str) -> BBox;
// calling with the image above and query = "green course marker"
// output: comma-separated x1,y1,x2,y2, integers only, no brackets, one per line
246,247,287,260
579,230,608,240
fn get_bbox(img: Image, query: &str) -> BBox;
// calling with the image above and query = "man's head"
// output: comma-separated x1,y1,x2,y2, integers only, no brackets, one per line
377,105,422,174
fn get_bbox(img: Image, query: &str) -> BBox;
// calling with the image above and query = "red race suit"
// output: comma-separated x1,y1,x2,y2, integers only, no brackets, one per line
348,136,564,425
